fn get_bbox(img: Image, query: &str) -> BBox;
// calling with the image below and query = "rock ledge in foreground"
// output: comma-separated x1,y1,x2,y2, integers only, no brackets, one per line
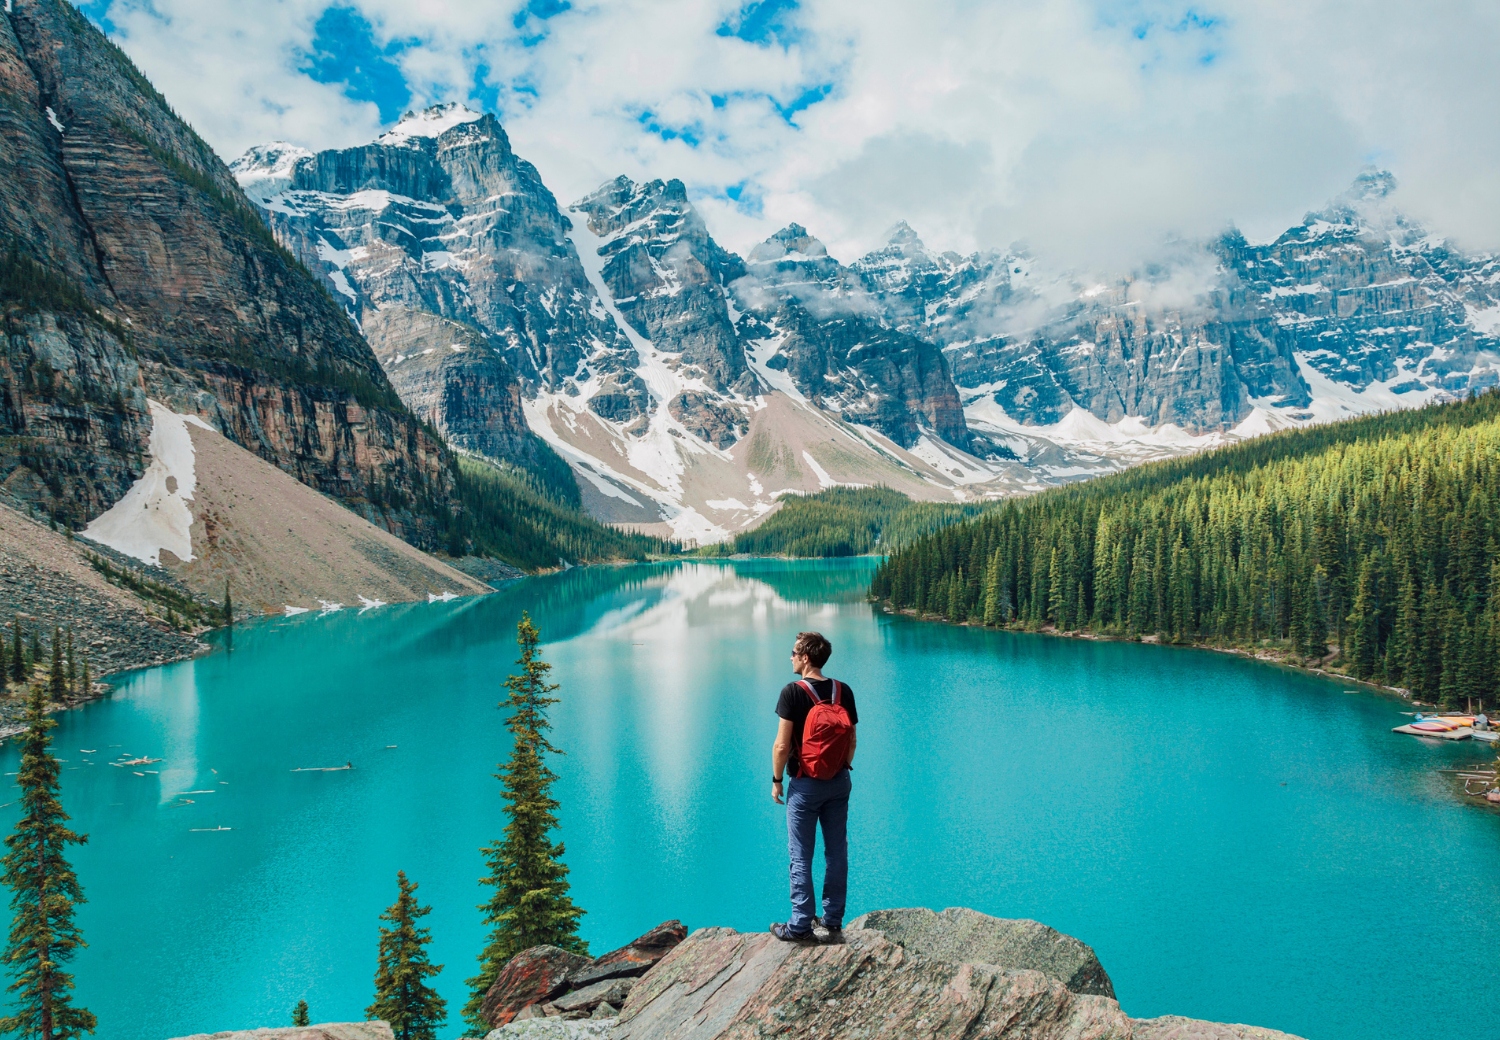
849,905,1116,997
167,1024,393,1040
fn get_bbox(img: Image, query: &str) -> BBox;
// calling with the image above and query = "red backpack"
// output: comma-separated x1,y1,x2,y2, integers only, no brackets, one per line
796,679,854,780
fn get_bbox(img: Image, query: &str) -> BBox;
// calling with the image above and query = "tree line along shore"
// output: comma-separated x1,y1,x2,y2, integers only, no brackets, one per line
870,391,1500,712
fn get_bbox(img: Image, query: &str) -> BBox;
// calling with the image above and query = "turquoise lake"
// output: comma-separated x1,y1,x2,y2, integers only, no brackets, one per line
6,559,1497,1040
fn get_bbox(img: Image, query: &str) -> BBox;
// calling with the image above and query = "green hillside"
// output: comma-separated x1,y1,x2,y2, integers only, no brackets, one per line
871,392,1500,707
724,487,987,557
444,458,672,570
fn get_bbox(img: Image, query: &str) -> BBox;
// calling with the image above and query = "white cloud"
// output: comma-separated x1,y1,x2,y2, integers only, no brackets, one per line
92,0,1500,272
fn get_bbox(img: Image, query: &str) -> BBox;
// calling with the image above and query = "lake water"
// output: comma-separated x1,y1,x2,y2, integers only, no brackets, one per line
7,559,1497,1040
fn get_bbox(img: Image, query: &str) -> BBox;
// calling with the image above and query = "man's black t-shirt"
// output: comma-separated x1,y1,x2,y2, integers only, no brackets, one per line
776,676,859,778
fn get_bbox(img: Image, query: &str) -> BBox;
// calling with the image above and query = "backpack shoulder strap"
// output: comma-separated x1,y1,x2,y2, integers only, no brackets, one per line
797,678,827,704
798,679,843,705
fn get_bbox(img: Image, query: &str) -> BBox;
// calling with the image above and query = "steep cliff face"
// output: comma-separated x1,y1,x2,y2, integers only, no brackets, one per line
570,176,752,448
362,306,568,494
234,105,646,464
734,223,970,449
571,177,749,395
0,0,449,540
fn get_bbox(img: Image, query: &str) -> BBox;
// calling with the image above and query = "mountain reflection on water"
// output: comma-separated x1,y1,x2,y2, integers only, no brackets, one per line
2,559,1494,1040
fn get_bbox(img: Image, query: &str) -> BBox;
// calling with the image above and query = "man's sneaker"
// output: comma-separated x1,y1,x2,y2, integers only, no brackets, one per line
769,922,817,944
812,916,844,944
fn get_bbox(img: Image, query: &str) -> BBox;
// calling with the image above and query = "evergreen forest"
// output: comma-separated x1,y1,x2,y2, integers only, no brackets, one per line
726,487,986,557
430,457,671,570
870,392,1500,708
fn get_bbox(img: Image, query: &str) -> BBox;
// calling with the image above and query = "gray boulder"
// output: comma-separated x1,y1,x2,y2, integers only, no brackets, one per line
615,926,1128,1039
484,1020,616,1040
849,906,1117,998
1132,1017,1304,1040
168,1025,393,1040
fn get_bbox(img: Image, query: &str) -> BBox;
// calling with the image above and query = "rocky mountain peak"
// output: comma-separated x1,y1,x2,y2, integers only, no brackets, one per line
749,223,830,263
884,219,926,252
376,102,485,147
228,141,313,202
570,174,751,405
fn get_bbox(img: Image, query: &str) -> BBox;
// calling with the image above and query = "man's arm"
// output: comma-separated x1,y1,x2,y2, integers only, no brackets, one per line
772,718,794,804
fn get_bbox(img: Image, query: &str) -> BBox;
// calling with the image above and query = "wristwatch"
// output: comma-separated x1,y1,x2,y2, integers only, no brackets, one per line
772,776,783,783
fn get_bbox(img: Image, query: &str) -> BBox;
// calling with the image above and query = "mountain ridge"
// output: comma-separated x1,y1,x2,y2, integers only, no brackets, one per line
233,103,1500,543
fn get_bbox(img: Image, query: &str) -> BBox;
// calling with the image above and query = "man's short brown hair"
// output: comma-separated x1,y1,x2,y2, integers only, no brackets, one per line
794,631,832,668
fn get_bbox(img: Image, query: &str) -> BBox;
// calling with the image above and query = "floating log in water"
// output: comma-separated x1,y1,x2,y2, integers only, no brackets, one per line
291,763,353,772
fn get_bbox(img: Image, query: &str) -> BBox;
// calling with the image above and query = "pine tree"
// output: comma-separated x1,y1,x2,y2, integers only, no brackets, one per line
78,660,91,701
463,613,586,1033
223,582,233,627
26,631,40,676
0,628,7,695
8,623,23,687
64,631,74,695
366,872,445,1040
291,1000,309,1027
48,631,66,702
0,681,95,1039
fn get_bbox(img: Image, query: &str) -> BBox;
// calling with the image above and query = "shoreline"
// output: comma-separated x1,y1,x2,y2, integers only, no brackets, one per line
876,603,1423,704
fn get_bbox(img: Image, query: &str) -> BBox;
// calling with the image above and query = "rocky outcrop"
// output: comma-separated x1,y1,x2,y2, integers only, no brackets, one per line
168,1024,393,1040
485,911,1303,1040
849,906,1115,998
481,921,688,1028
0,0,450,542
482,946,594,1028
613,926,1129,1039
1130,1017,1305,1040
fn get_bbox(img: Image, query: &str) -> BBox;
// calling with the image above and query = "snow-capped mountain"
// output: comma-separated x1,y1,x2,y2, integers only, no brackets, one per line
229,104,642,476
234,113,1003,543
235,106,1500,539
845,170,1500,477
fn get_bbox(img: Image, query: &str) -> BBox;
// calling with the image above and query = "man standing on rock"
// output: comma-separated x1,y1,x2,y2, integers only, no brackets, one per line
771,631,857,944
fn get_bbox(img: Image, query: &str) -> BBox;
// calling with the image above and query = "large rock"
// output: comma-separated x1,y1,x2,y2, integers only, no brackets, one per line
849,906,1116,998
167,1025,392,1040
567,920,689,988
485,1021,615,1040
1131,1017,1303,1040
480,945,592,1028
614,926,1130,1039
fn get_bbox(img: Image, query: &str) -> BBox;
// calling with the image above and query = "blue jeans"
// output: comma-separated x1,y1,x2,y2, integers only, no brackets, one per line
785,769,851,932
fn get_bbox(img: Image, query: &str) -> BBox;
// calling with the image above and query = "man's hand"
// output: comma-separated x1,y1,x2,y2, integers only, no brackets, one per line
772,779,784,804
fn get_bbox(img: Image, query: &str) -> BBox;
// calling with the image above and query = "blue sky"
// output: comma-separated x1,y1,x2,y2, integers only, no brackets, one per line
74,0,1500,263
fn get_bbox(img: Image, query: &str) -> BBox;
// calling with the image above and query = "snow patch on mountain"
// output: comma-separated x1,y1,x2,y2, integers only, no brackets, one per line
83,401,213,566
378,103,483,146
229,142,313,203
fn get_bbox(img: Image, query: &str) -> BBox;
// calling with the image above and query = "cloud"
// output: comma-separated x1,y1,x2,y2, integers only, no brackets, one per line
84,0,1500,271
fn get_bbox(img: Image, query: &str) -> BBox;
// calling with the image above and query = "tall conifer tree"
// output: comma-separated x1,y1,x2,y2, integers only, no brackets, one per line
0,681,95,1039
291,1000,309,1027
367,872,445,1040
463,614,586,1033
48,631,65,702
8,623,23,687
